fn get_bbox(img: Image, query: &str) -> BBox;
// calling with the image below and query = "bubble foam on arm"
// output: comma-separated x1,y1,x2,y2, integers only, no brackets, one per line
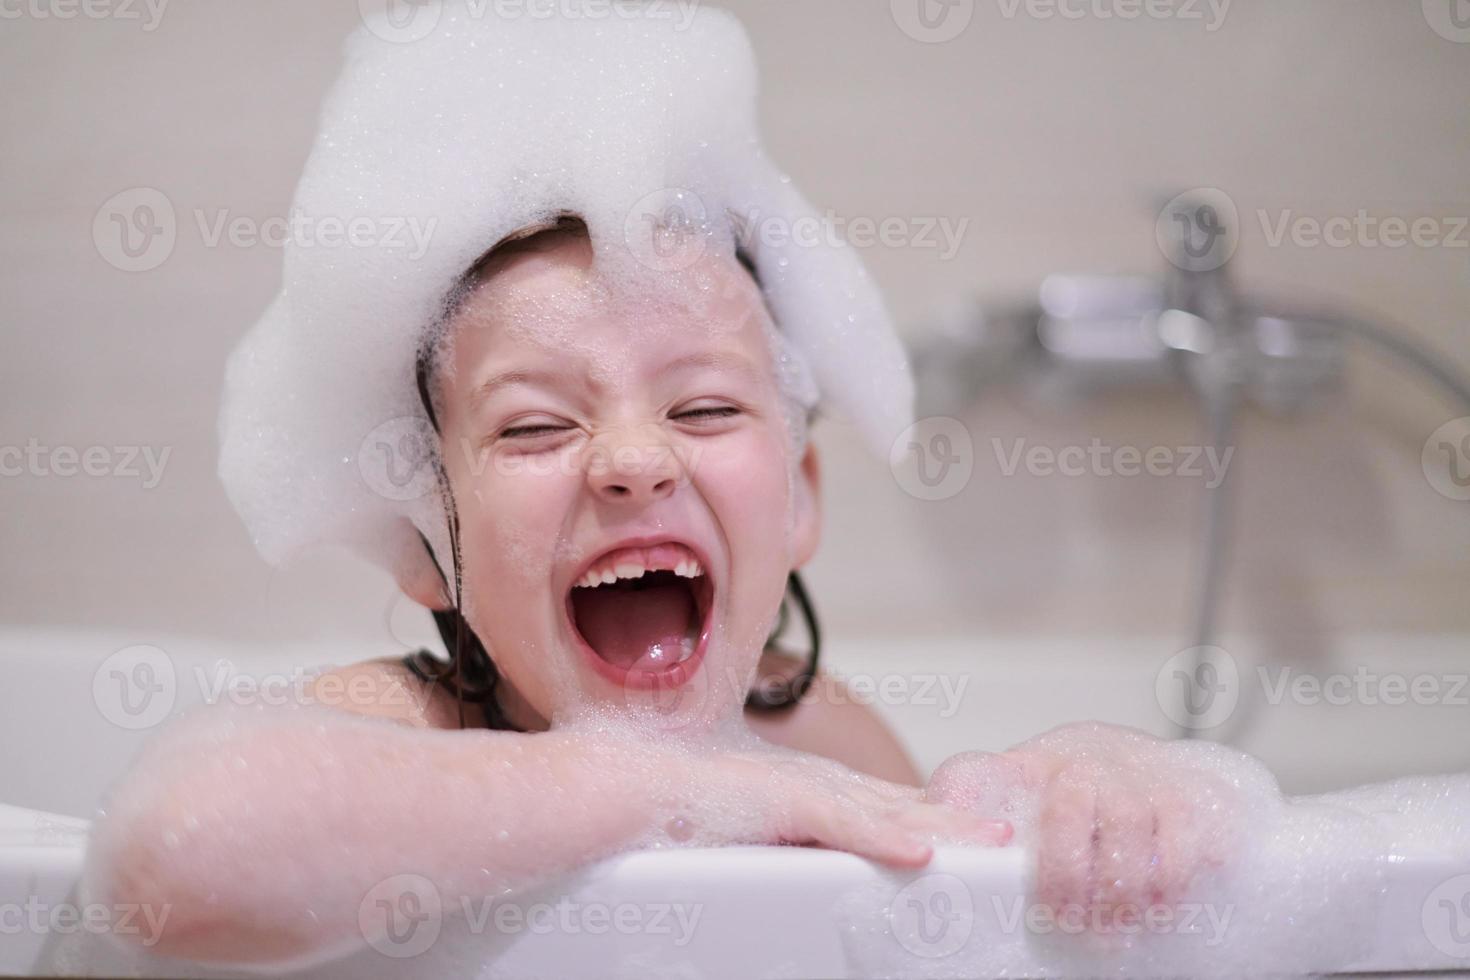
79,702,1009,971
77,703,768,970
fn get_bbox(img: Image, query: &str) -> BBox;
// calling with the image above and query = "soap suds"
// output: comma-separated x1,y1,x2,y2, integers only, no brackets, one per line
217,0,911,582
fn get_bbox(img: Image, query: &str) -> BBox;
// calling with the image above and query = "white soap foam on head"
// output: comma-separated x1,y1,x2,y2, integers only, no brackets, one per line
217,0,912,584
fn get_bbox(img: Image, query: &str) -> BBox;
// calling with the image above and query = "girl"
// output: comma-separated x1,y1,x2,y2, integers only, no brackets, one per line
82,3,1235,970
84,213,1229,971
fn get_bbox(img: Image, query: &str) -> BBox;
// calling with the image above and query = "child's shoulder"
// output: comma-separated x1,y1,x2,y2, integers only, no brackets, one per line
305,657,464,730
304,652,923,787
747,649,922,786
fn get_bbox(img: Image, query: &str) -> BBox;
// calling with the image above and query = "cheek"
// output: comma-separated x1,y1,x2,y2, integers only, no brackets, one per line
450,448,579,594
694,428,797,561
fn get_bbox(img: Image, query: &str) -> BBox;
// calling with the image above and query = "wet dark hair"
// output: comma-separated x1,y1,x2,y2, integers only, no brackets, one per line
405,214,820,730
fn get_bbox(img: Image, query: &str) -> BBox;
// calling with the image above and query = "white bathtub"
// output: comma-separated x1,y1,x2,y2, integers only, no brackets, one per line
4,801,1470,978
4,626,1470,977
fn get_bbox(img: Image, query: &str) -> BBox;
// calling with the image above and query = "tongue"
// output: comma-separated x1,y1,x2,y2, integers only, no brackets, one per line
573,578,695,671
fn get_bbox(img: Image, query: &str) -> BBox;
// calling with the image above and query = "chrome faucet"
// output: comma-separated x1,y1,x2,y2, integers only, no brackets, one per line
911,192,1470,739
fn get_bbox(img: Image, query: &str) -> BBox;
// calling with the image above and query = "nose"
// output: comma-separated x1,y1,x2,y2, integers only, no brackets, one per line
584,423,685,505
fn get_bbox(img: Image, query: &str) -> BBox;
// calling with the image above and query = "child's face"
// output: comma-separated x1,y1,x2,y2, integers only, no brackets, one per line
431,230,820,730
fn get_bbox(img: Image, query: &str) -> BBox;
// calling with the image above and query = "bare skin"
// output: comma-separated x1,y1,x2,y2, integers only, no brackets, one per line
320,649,923,786
85,230,1007,968
89,228,1233,969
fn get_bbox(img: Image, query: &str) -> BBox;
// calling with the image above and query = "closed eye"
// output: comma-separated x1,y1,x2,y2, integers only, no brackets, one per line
500,407,739,440
501,422,573,439
674,406,740,422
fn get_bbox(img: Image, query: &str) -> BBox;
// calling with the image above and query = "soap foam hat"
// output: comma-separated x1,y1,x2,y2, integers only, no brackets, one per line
217,0,915,587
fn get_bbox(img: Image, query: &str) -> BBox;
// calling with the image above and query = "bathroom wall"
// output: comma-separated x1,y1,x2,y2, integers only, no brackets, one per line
2,1,1467,772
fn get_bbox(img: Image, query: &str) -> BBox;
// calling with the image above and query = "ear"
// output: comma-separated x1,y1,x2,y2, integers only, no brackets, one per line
790,441,822,569
394,544,454,611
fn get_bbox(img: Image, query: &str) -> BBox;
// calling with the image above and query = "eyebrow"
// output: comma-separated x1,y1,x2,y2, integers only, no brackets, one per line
661,350,765,383
467,350,765,410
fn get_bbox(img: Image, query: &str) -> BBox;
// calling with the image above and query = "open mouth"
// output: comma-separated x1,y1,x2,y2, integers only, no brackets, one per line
565,542,714,690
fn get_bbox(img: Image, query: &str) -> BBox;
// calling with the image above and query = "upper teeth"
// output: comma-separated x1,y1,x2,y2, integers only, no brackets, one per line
574,557,704,589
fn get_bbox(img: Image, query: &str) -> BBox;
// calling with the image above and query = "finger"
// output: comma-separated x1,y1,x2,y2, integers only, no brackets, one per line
850,772,924,806
1035,766,1098,914
1094,781,1154,919
1149,786,1218,904
925,751,1030,817
1147,791,1189,906
788,796,932,868
890,803,1013,847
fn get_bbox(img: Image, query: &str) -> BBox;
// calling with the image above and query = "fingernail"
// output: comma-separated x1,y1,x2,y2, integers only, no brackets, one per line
902,837,934,865
982,819,1014,845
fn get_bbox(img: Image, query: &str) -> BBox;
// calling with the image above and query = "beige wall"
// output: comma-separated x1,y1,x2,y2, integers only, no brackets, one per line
2,0,1467,659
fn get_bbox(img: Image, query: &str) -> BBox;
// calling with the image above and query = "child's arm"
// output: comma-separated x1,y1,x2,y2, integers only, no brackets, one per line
85,699,1009,969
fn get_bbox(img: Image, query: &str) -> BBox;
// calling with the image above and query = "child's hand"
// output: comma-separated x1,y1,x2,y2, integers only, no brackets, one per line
924,723,1240,920
715,747,1013,867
